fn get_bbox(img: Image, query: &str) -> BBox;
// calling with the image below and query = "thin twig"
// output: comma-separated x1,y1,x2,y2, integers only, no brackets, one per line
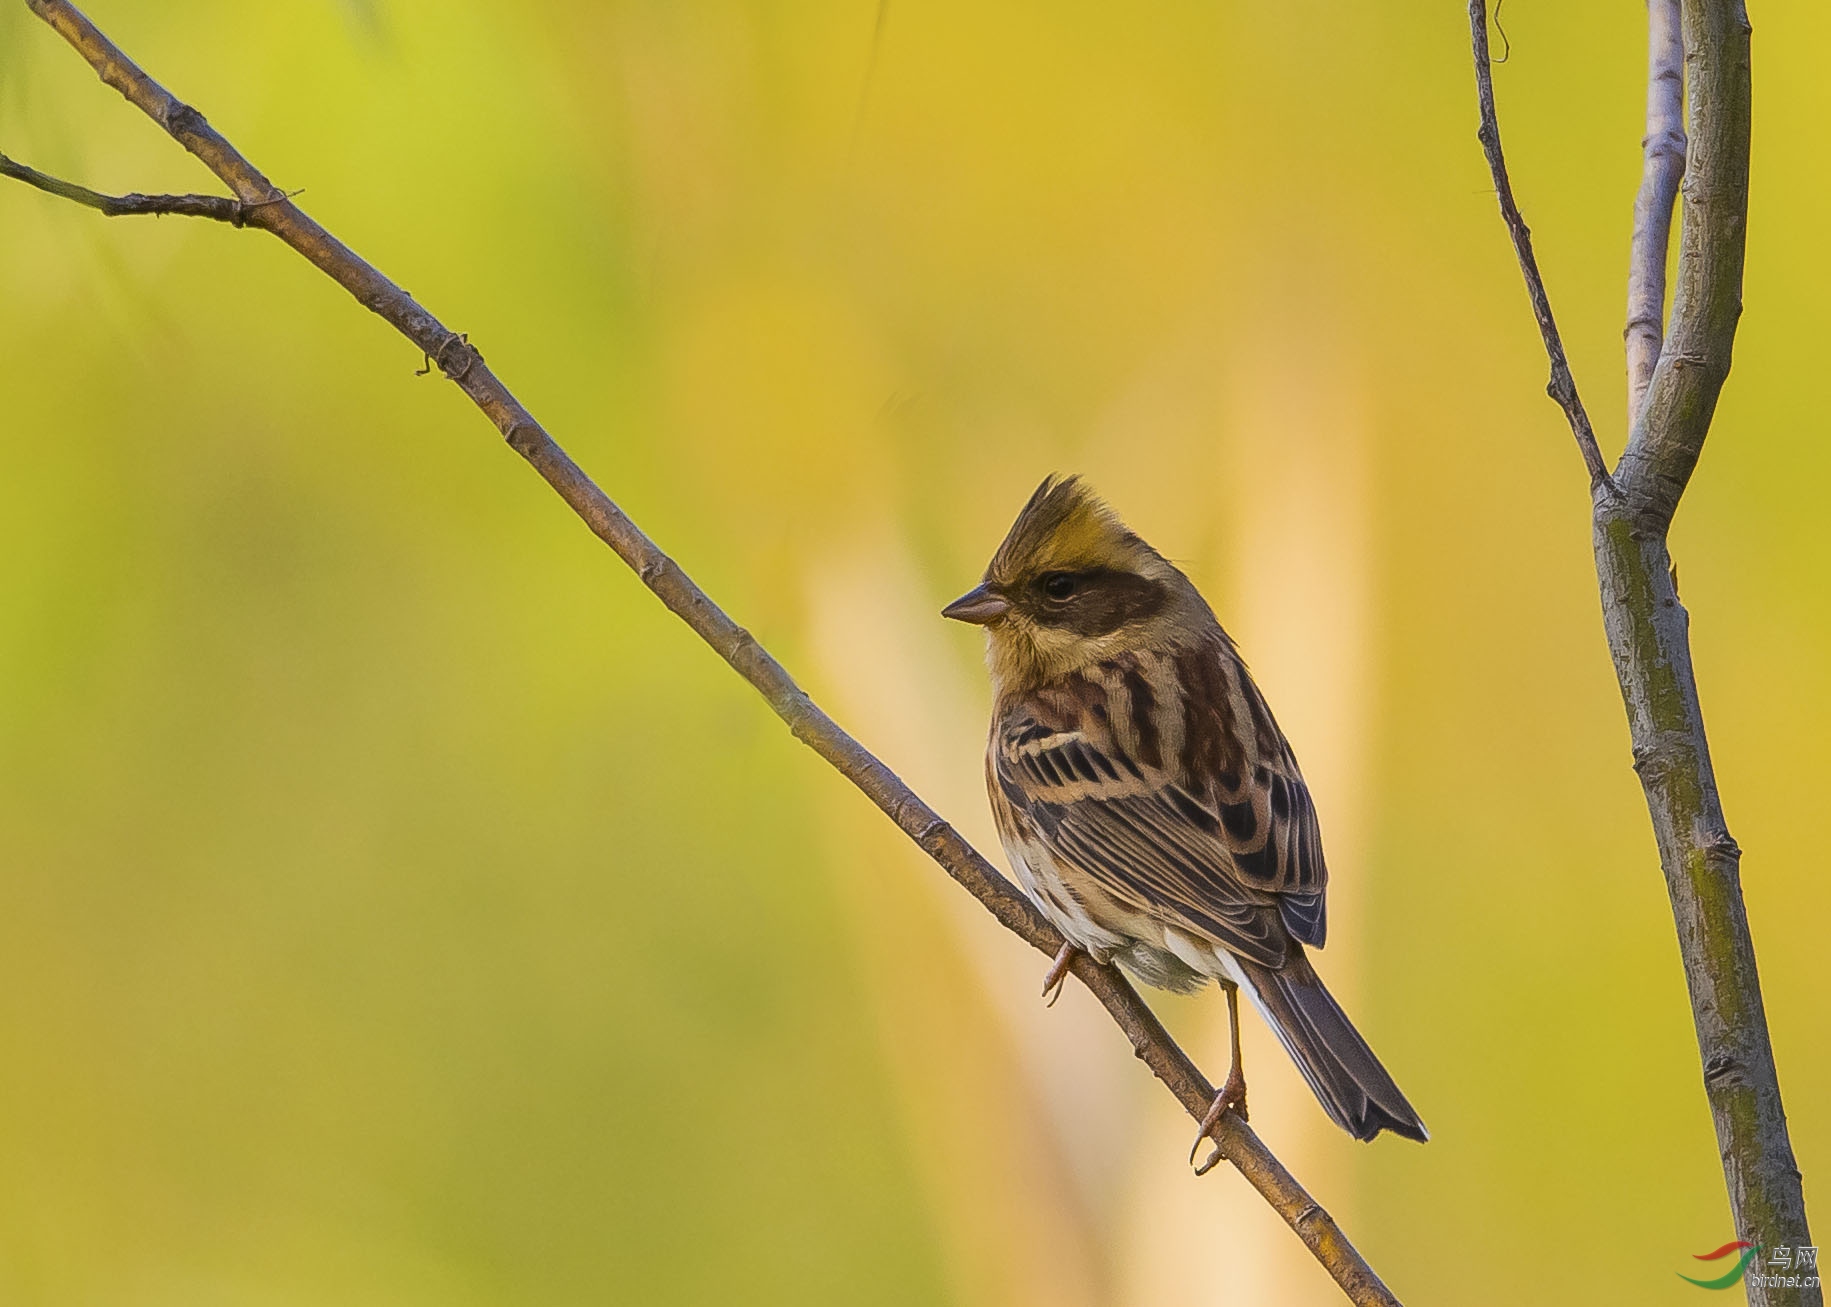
1466,0,1616,496
0,149,277,223
1625,0,1685,422
10,3,1401,1303
1469,3,1817,1302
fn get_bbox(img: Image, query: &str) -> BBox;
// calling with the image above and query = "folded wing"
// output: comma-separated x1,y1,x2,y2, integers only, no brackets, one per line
994,642,1331,966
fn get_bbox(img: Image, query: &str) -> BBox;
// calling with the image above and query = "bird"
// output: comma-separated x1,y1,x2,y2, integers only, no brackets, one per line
942,475,1427,1158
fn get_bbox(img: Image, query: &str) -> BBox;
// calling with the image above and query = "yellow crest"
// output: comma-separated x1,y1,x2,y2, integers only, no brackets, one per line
987,475,1156,585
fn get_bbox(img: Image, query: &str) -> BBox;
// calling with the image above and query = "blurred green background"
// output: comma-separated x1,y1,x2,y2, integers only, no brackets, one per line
1,1,1824,1303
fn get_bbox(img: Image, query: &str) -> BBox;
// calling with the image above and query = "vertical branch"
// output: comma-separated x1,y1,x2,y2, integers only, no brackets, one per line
1602,5,1817,1300
1471,2,1818,1301
1625,0,1685,421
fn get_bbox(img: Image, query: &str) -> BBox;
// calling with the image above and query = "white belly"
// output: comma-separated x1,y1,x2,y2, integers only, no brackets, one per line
999,831,1214,995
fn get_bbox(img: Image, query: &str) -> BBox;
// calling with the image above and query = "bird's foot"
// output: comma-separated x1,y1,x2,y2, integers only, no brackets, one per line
1040,941,1081,1008
1189,1066,1248,1176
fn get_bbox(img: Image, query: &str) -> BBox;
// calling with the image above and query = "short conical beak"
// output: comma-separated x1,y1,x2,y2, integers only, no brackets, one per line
942,583,1010,625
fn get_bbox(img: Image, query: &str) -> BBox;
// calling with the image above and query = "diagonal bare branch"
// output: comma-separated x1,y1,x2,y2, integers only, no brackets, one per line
10,2,1403,1302
1625,0,1685,423
1466,0,1616,496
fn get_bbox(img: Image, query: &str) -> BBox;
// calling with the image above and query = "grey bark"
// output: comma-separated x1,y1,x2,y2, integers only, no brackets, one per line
1472,2,1818,1300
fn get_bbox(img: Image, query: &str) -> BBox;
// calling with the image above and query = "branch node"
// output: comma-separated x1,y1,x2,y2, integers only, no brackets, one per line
1701,829,1743,877
416,331,478,380
1704,1052,1745,1088
232,185,301,229
726,626,762,669
164,101,207,140
637,555,670,586
1705,829,1741,858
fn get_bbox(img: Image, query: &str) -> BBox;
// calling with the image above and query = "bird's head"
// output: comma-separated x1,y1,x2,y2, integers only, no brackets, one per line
943,475,1212,688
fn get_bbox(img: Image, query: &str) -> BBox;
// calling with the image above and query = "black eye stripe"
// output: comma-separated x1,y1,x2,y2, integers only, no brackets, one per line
1022,568,1169,636
1033,568,1122,600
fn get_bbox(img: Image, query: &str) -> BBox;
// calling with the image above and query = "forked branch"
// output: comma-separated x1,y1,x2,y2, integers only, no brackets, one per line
9,2,1401,1302
1468,4,1816,1303
0,149,282,222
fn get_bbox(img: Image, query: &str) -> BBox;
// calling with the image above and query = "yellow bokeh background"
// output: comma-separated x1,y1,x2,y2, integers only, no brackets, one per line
1,2,1824,1303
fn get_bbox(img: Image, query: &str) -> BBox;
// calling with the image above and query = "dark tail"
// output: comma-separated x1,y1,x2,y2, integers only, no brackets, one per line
1232,949,1428,1143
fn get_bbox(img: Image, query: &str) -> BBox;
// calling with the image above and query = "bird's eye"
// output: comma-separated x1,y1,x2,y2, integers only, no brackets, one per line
1041,572,1077,601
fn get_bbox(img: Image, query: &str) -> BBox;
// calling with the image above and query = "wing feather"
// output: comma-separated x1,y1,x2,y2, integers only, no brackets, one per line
995,638,1332,963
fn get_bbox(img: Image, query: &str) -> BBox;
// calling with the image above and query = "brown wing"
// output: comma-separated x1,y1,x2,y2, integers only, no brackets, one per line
993,680,1285,965
1167,635,1329,945
994,637,1329,962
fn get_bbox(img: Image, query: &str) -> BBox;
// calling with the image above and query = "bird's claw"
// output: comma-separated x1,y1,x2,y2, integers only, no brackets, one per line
1189,1068,1249,1175
1041,941,1080,1007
